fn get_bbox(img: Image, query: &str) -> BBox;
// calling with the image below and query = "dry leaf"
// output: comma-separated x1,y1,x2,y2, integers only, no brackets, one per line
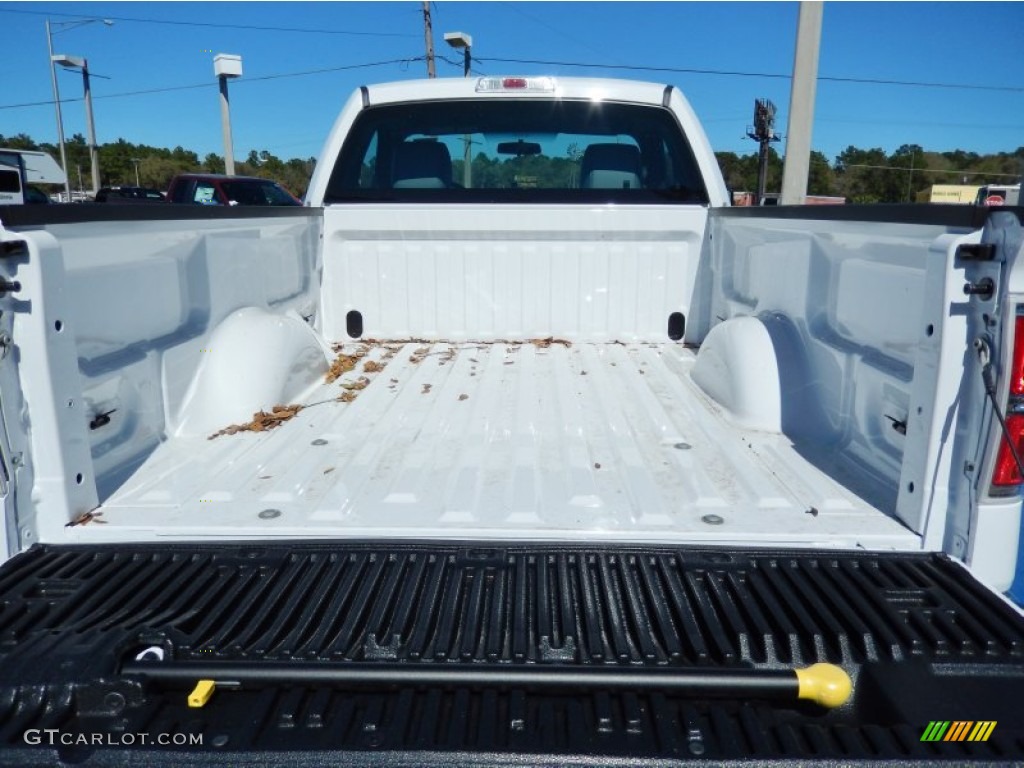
209,404,304,439
409,346,431,364
337,392,357,403
325,354,357,383
340,376,370,391
66,508,106,527
422,383,432,394
530,337,572,349
364,360,385,373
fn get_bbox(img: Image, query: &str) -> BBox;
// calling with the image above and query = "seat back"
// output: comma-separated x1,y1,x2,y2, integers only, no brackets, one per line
392,142,453,189
580,144,643,189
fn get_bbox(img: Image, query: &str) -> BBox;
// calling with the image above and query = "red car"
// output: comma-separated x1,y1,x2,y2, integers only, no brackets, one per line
166,174,302,206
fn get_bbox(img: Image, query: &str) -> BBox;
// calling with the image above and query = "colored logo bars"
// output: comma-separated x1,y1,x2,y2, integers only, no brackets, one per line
921,721,997,742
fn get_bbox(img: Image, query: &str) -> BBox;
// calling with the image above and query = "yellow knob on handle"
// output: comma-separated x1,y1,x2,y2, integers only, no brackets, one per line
794,663,852,709
188,679,216,708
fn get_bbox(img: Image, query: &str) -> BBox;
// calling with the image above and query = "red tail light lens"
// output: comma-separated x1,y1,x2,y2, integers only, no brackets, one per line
992,413,1024,486
1010,316,1024,396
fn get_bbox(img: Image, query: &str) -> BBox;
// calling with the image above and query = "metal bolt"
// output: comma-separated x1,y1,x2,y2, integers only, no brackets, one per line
258,508,281,520
701,514,724,525
674,442,692,450
103,692,126,713
311,438,328,446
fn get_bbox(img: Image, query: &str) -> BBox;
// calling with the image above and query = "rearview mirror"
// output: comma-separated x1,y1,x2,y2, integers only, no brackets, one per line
496,140,542,156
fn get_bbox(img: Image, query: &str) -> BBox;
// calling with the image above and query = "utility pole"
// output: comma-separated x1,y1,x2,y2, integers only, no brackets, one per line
780,1,823,205
747,99,780,205
422,2,436,78
906,148,915,202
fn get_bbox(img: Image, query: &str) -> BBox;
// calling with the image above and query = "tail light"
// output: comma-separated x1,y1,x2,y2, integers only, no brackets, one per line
991,310,1024,490
992,413,1024,486
475,77,556,93
1008,315,1024,396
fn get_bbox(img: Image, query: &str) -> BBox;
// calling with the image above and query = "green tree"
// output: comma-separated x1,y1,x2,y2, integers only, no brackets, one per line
890,144,926,202
834,146,890,203
0,133,40,151
807,150,835,196
203,153,225,174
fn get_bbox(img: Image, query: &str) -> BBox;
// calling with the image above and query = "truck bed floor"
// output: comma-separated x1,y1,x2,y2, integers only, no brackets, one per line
81,342,916,548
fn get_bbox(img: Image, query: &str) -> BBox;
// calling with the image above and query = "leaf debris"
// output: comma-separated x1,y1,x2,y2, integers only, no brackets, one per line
209,404,304,440
530,337,572,349
326,346,371,383
66,508,106,527
409,346,432,364
340,376,370,391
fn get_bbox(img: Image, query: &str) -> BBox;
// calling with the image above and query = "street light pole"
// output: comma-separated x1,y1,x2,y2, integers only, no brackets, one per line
54,55,102,194
444,32,474,188
131,158,141,186
46,18,112,200
46,19,71,202
213,54,243,176
81,60,100,193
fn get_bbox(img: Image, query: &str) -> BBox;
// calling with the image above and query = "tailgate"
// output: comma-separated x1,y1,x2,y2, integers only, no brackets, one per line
0,541,1022,766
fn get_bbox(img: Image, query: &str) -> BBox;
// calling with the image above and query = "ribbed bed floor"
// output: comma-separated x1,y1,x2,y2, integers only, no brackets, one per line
77,341,918,549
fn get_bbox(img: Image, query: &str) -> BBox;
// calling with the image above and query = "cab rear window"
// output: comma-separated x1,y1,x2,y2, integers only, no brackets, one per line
325,99,708,204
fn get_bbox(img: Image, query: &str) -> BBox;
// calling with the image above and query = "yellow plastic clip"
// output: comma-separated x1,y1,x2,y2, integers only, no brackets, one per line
188,679,216,708
794,663,853,709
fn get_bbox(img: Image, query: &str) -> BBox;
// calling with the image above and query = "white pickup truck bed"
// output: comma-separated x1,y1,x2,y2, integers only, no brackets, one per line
90,339,917,548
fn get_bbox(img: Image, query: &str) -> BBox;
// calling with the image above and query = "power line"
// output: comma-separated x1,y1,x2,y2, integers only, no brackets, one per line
0,6,419,37
0,57,424,111
475,56,1024,94
843,164,1022,178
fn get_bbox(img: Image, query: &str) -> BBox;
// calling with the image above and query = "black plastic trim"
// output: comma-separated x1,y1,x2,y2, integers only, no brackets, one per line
668,311,685,340
0,204,320,227
712,203,1023,229
346,309,364,338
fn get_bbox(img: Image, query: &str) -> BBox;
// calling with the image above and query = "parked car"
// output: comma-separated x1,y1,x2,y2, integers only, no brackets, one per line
166,173,302,206
93,186,166,203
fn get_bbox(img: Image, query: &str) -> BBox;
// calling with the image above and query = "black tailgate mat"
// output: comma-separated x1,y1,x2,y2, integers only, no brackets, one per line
0,541,1022,765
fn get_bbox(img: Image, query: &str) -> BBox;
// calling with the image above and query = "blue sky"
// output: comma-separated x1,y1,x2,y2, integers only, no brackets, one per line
1,1,1022,164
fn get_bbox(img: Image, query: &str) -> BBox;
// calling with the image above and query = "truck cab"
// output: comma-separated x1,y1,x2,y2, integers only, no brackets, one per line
0,148,65,205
